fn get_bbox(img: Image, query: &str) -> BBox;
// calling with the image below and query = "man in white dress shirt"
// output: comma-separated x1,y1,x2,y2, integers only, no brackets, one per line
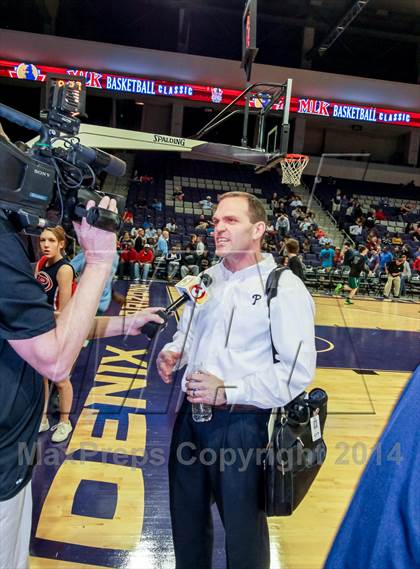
157,192,316,569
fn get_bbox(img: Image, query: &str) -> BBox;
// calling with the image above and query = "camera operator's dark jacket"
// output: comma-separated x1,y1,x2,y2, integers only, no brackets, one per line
0,211,55,501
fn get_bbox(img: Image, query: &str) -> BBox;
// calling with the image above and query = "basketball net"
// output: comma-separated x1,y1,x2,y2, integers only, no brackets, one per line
279,154,309,186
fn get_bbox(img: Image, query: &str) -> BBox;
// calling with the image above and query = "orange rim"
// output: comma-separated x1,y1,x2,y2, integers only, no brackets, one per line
280,154,309,162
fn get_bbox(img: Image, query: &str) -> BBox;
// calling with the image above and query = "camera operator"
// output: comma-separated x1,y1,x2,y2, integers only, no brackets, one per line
0,191,163,569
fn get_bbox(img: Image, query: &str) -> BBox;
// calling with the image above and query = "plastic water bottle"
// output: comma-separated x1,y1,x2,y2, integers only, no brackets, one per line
189,364,212,423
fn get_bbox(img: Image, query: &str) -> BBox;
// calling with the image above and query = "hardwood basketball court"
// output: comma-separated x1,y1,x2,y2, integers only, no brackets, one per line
29,284,418,569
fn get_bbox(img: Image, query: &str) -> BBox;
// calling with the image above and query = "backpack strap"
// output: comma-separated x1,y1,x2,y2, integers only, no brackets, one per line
265,266,290,363
265,266,290,304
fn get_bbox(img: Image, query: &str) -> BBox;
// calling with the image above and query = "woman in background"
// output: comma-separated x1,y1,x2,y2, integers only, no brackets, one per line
35,226,76,443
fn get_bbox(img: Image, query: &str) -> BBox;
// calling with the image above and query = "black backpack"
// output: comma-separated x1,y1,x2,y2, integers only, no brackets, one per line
264,266,328,516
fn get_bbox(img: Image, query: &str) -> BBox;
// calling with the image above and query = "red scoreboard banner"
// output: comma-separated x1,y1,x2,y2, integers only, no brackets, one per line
1,59,419,128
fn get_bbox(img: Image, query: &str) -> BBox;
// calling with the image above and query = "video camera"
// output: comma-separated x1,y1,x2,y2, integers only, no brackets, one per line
0,75,126,234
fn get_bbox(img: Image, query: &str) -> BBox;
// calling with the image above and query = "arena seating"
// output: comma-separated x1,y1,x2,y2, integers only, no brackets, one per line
118,155,420,299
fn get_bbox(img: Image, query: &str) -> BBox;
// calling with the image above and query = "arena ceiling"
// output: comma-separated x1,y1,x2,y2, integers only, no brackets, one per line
1,0,419,84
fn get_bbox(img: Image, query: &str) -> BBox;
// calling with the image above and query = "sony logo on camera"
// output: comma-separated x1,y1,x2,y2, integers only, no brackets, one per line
33,169,51,177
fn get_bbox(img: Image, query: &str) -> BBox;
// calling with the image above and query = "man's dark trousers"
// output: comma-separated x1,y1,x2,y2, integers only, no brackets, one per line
169,399,270,569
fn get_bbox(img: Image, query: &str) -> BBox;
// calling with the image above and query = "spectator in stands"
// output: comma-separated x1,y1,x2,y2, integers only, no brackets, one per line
414,246,420,259
206,221,215,237
375,207,386,221
266,221,276,241
166,218,178,233
306,211,316,226
413,255,420,274
381,232,392,248
342,242,355,267
145,225,158,240
198,250,211,272
331,189,341,216
276,199,287,215
400,254,411,296
151,198,163,213
122,210,134,225
271,192,279,211
188,233,198,251
148,237,158,255
132,171,153,183
276,213,290,240
364,210,376,229
199,196,213,210
279,255,289,267
299,216,313,233
195,214,207,229
195,235,206,256
142,216,152,230
284,239,304,282
401,243,412,259
399,202,414,219
320,244,334,271
173,186,184,201
345,201,356,224
391,233,403,246
404,222,415,234
291,207,303,220
378,246,393,275
338,193,348,212
266,239,277,254
366,230,379,249
196,220,208,232
352,201,364,220
367,248,380,273
134,244,154,282
383,256,405,301
180,245,199,278
333,246,343,268
349,220,363,236
289,195,303,209
157,230,170,257
340,194,349,210
302,238,311,254
134,228,146,252
276,240,286,257
409,225,420,241
319,233,333,247
166,246,182,282
118,243,137,279
119,231,134,250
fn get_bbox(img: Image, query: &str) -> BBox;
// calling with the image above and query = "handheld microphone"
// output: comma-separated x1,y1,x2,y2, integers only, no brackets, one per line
142,273,212,339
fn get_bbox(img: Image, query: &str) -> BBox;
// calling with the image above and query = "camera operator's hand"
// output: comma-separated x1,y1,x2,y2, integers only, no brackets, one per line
73,197,117,265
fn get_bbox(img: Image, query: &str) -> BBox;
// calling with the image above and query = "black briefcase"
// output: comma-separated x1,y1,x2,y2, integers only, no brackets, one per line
264,388,328,516
263,267,328,516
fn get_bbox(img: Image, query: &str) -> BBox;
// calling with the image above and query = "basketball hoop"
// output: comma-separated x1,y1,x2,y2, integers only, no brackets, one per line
279,154,309,186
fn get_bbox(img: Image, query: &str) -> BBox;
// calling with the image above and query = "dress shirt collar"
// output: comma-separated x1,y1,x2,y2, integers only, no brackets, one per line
219,253,276,282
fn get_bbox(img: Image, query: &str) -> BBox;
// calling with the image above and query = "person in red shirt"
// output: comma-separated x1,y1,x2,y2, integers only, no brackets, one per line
118,243,138,279
413,256,420,274
333,246,343,267
134,244,155,281
375,208,386,221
